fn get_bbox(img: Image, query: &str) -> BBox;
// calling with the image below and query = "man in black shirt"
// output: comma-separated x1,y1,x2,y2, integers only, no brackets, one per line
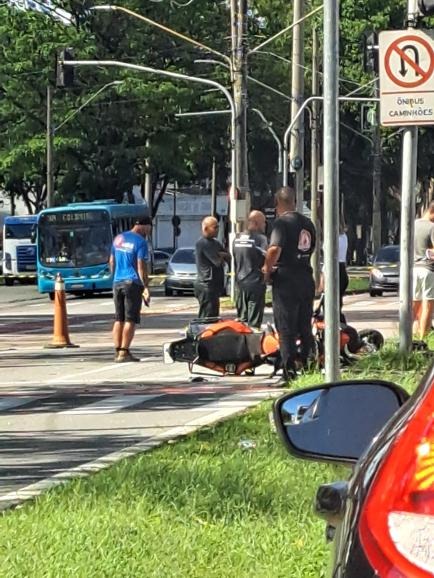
194,216,230,319
233,210,268,328
263,187,316,384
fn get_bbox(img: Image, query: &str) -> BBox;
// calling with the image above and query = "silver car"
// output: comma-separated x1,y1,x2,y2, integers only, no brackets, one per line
164,248,197,296
164,247,229,297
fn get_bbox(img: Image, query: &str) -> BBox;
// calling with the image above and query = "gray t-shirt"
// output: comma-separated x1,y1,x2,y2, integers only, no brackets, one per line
233,231,268,285
414,218,434,272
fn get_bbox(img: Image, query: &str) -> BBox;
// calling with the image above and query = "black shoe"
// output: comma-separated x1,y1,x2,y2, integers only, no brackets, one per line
273,372,297,388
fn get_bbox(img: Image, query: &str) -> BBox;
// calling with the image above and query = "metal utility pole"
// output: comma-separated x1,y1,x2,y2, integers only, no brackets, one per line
289,0,305,212
323,0,340,381
46,85,54,208
399,0,419,356
371,82,382,254
231,0,249,205
211,156,217,217
310,27,321,288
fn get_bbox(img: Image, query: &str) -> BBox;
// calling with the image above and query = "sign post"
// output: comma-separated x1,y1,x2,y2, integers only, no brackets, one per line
379,19,434,354
379,29,434,126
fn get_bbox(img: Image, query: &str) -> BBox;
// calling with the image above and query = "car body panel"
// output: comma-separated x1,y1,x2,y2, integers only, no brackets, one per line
274,361,434,577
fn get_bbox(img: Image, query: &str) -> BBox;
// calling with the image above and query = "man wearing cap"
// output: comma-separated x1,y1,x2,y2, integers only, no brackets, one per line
109,216,152,362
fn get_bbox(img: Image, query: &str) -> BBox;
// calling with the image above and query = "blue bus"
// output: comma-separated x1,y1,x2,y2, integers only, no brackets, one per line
2,215,38,286
37,200,150,298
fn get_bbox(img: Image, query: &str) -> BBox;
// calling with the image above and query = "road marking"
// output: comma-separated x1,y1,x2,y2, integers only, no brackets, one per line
0,389,280,510
60,394,162,415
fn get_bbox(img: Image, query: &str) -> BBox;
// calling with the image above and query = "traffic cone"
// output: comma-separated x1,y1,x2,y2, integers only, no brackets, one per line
44,273,79,349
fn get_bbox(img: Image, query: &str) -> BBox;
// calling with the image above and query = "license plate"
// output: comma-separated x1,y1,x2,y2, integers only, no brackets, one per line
71,284,85,289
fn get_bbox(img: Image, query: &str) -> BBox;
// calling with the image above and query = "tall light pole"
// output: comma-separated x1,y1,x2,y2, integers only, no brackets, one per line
230,0,249,203
323,0,340,381
59,59,239,299
399,0,419,355
310,27,321,288
289,0,305,212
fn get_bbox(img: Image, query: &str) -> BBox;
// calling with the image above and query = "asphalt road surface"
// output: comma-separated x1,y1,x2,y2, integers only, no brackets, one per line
0,286,400,509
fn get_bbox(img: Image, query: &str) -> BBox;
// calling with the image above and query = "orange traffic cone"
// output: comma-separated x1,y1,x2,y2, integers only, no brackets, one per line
44,273,79,349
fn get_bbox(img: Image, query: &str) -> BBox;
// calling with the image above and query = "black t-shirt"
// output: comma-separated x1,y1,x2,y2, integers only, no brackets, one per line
233,231,268,285
270,212,316,272
195,236,225,290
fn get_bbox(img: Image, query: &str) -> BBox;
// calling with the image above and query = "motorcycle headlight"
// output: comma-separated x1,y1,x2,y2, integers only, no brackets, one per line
371,268,384,279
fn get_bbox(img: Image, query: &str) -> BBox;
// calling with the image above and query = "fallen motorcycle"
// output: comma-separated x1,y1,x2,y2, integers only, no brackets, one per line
163,301,384,376
163,318,280,375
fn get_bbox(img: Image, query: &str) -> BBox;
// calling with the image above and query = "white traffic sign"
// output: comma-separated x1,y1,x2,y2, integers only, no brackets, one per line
379,30,434,126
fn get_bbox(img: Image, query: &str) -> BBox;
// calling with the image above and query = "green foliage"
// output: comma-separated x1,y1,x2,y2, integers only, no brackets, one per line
1,0,433,227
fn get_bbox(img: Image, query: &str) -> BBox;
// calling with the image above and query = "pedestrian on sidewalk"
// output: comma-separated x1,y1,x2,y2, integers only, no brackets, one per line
194,216,230,319
263,187,316,385
413,202,434,340
233,210,268,329
109,217,152,362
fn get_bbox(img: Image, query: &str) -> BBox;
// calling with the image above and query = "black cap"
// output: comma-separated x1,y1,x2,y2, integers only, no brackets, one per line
135,216,152,226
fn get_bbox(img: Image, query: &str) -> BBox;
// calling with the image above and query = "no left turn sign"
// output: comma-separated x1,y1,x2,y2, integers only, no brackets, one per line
379,30,434,126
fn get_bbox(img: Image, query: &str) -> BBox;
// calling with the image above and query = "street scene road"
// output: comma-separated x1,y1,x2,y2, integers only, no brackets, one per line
0,284,399,509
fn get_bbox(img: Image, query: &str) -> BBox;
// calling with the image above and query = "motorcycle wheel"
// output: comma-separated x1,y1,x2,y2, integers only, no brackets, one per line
358,328,384,351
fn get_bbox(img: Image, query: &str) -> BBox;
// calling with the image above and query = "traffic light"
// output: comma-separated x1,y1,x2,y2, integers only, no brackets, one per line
56,48,75,88
418,0,434,15
174,226,181,237
362,31,378,74
171,215,181,227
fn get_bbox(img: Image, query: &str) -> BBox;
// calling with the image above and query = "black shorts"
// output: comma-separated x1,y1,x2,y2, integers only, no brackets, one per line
113,281,143,324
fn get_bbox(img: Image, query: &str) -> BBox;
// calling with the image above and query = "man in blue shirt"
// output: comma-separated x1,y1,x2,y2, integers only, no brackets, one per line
109,217,151,362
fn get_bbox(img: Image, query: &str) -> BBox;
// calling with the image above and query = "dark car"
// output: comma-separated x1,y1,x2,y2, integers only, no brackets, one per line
273,363,434,577
369,245,400,297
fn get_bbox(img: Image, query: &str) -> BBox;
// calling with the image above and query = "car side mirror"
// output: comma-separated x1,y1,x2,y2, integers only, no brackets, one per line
274,380,409,465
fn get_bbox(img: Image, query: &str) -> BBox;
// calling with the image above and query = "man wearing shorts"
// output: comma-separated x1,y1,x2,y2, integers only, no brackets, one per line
110,216,151,362
413,202,434,340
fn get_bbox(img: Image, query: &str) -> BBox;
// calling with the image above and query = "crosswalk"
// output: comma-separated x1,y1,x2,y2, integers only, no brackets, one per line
0,387,274,417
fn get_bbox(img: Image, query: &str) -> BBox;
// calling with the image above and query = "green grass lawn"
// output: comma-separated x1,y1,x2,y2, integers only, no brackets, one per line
0,348,429,578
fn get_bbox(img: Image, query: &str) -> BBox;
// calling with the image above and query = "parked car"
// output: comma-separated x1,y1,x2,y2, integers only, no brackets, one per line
164,247,229,297
273,365,434,577
152,250,171,274
164,247,197,296
369,244,400,297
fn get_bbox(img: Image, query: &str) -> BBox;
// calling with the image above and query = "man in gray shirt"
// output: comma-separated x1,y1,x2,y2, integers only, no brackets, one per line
233,210,268,328
413,202,434,339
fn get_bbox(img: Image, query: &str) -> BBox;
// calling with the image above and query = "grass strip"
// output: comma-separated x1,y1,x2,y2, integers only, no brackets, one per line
0,348,427,578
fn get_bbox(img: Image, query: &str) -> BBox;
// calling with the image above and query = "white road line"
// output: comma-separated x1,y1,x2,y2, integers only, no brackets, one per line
0,389,280,510
0,396,39,411
60,394,162,415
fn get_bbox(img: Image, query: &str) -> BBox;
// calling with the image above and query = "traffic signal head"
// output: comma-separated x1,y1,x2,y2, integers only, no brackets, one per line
174,226,181,237
362,31,379,74
56,48,75,88
418,0,434,15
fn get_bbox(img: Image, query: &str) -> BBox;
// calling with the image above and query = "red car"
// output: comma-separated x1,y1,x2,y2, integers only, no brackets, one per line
273,363,434,577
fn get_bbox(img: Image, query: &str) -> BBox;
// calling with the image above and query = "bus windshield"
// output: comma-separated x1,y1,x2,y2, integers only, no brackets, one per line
5,223,35,240
39,210,112,268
